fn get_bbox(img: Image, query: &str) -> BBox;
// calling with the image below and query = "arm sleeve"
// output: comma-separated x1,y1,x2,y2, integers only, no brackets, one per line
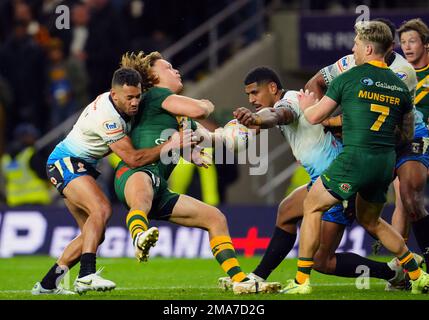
273,96,299,122
402,65,418,100
320,55,354,86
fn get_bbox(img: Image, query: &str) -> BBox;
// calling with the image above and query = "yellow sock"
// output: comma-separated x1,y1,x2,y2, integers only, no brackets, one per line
295,257,314,284
126,210,149,244
210,236,248,282
398,251,421,281
296,271,310,284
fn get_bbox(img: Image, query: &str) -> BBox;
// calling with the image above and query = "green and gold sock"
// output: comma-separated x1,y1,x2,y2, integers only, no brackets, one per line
126,210,149,245
210,236,248,282
295,257,314,284
398,251,421,281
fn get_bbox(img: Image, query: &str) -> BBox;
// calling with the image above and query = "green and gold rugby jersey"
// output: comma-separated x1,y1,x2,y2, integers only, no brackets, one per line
414,64,429,125
117,86,197,180
326,61,413,149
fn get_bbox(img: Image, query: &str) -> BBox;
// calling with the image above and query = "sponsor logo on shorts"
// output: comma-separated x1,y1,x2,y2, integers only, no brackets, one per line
412,142,422,154
323,174,331,182
50,177,58,185
115,166,130,180
360,77,374,86
77,162,87,173
339,183,351,193
155,138,166,145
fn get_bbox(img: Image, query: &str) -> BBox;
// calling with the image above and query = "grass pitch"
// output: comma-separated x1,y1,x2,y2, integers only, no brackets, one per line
0,256,428,300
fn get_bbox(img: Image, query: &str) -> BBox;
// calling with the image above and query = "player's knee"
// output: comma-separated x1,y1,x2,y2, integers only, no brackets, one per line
210,208,227,227
277,198,292,217
218,214,228,229
277,200,295,224
302,200,317,216
94,202,112,224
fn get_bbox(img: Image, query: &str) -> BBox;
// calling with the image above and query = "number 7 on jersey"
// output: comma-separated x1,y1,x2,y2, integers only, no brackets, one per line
370,104,390,131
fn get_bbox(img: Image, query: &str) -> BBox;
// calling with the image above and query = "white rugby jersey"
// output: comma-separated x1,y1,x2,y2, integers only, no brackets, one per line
274,90,342,181
48,92,132,166
320,52,417,94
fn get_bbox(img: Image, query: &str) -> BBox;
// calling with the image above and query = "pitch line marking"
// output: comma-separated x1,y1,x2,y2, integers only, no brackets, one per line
0,282,388,294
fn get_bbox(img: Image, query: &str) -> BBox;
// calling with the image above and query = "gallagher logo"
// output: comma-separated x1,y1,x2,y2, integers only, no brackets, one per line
360,77,374,86
339,183,351,193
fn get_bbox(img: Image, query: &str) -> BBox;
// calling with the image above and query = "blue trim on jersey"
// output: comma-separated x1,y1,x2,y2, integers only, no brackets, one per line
48,142,98,167
304,137,343,182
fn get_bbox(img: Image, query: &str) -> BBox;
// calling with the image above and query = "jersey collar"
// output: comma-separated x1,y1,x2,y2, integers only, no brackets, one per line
415,64,429,72
367,60,388,68
109,94,131,122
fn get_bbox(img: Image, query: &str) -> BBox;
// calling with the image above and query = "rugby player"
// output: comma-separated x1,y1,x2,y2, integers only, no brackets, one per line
32,68,190,295
395,18,429,268
283,21,429,294
306,18,429,273
219,66,407,291
114,51,281,294
400,19,429,124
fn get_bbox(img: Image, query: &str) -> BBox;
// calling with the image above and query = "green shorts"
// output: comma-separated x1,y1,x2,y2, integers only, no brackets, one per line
114,163,179,220
321,146,395,203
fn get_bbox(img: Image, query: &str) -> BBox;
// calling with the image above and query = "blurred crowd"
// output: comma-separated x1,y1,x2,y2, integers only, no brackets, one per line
0,0,254,142
0,0,255,206
0,0,426,207
0,0,425,143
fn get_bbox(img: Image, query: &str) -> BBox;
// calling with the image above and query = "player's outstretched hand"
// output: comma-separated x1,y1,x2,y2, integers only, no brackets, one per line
191,128,212,147
169,129,195,151
191,145,212,169
297,89,319,111
233,107,258,127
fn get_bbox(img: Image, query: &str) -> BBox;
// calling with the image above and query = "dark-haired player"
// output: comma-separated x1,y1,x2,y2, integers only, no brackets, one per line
32,68,188,295
219,65,408,292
